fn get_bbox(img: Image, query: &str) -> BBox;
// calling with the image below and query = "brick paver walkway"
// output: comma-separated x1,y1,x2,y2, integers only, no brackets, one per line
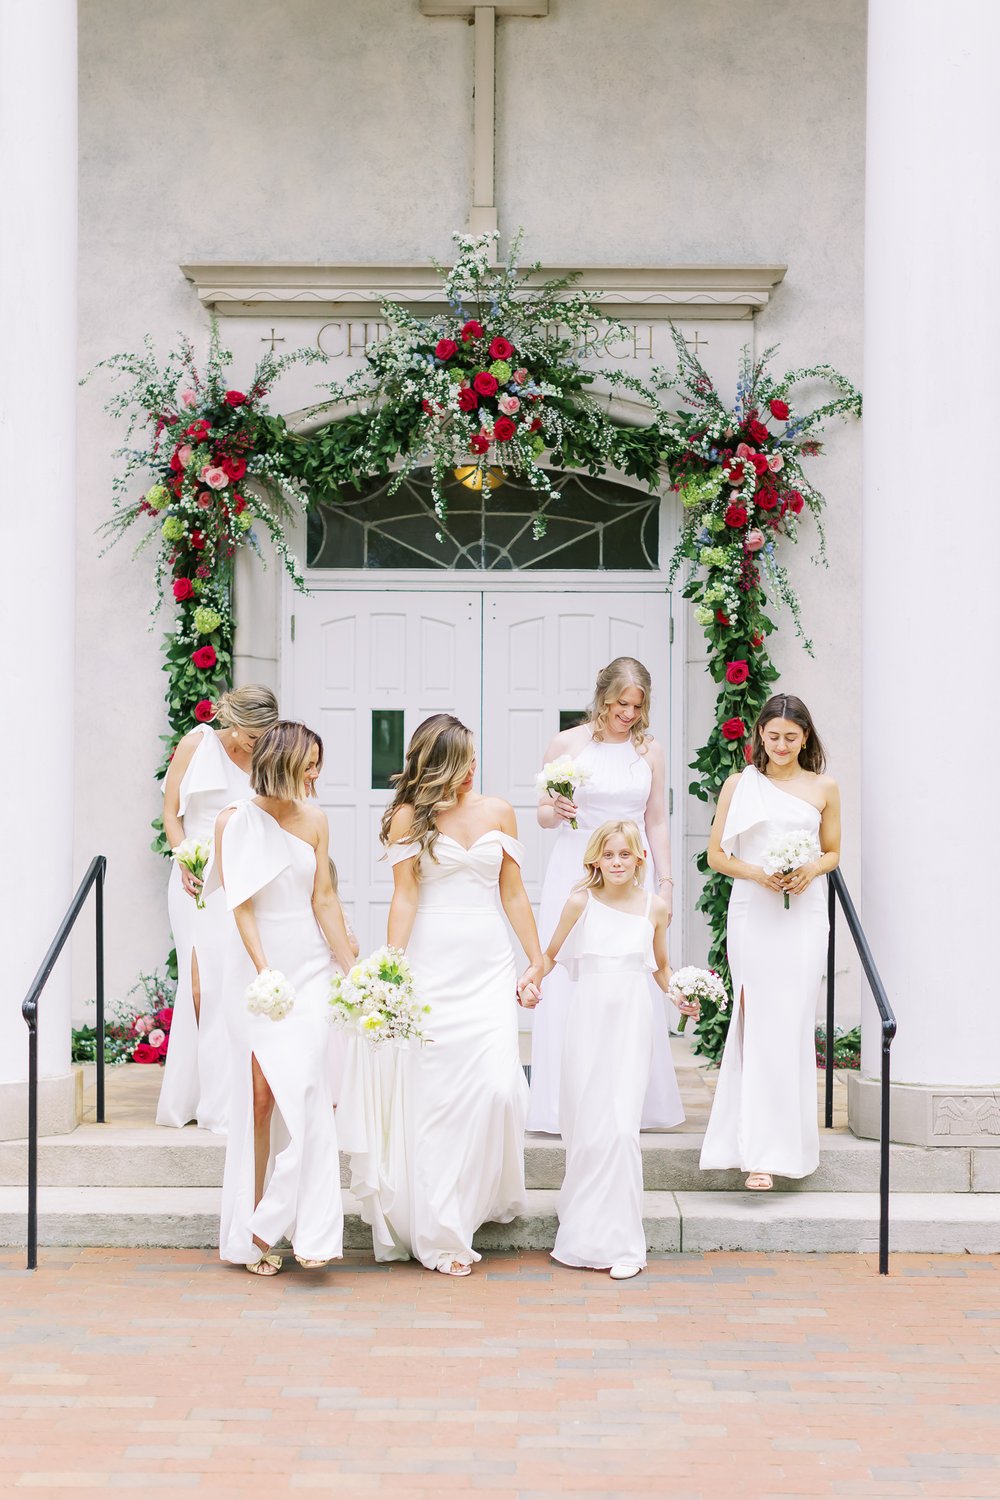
1,1250,997,1498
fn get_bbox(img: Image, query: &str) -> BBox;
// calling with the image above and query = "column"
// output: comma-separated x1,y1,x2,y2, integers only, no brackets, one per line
850,0,1000,1145
0,0,79,1137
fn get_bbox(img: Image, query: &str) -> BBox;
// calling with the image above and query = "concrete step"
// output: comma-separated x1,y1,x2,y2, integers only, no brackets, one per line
1,1186,998,1254
0,1125,980,1193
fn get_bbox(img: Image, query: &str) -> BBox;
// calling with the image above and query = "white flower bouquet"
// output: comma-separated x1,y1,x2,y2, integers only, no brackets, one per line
171,836,212,910
761,829,822,908
535,755,592,830
329,946,430,1048
246,969,296,1022
667,966,730,1015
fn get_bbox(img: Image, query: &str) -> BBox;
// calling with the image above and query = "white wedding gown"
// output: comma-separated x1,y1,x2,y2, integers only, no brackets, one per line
211,801,343,1265
157,725,249,1134
552,891,655,1272
527,735,683,1133
337,831,528,1270
700,765,827,1179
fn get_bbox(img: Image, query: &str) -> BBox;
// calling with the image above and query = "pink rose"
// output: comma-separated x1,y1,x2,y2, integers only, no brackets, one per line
735,442,754,460
133,1015,153,1036
176,444,193,467
745,529,766,553
512,368,528,385
147,1028,166,1049
202,467,229,490
767,453,784,473
197,490,214,508
179,389,198,409
497,394,520,415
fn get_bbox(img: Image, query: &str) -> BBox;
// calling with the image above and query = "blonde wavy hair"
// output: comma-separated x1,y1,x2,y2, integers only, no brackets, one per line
380,714,475,872
251,721,321,800
588,657,651,748
579,819,647,890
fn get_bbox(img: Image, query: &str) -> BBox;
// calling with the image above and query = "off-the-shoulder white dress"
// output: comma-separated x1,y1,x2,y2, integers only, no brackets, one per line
338,830,528,1270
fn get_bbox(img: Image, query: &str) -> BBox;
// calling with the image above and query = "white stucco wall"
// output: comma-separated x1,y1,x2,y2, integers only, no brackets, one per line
75,0,865,1010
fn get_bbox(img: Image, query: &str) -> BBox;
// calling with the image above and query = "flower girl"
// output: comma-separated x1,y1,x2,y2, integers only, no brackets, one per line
537,820,699,1279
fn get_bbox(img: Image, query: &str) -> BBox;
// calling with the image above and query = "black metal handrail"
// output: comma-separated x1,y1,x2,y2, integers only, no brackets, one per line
20,855,107,1270
824,866,897,1275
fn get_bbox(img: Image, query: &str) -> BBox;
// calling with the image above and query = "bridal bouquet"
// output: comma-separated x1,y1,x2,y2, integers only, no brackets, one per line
761,830,822,909
329,946,430,1048
667,966,730,1016
171,837,212,910
535,755,591,830
246,969,296,1021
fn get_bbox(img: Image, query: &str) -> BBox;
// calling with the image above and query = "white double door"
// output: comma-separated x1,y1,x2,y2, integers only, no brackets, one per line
290,588,672,956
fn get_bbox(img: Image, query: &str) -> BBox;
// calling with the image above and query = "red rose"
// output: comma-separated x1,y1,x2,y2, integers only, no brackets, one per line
750,453,770,476
724,504,747,528
751,632,764,648
221,456,247,481
168,451,182,473
473,371,498,397
724,461,745,486
457,387,479,412
186,419,210,440
769,398,790,421
435,338,458,361
190,530,207,549
225,391,247,407
493,416,516,442
192,645,217,670
529,417,542,432
469,433,490,455
716,610,730,626
725,660,750,685
173,578,195,602
756,488,778,511
233,496,246,515
743,741,754,765
132,1043,160,1065
194,698,215,722
721,717,746,742
748,418,769,445
787,489,804,514
489,336,514,361
461,320,484,342
155,1007,173,1030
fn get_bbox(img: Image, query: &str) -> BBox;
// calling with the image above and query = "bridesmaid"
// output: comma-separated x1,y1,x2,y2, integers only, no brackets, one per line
528,657,683,1134
338,714,542,1277
210,721,357,1275
699,694,841,1189
539,820,699,1280
157,684,279,1133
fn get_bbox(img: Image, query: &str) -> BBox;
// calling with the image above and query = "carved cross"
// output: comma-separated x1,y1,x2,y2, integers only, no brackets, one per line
421,1,549,238
261,328,285,352
684,330,709,355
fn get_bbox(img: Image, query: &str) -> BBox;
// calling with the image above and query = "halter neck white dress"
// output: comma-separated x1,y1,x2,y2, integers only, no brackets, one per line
210,801,343,1265
699,766,828,1179
552,891,656,1273
157,725,250,1134
338,830,528,1271
527,734,683,1133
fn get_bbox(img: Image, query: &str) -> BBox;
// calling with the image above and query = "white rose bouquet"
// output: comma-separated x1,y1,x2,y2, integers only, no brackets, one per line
329,946,430,1047
761,829,822,909
246,969,296,1021
535,755,592,830
171,837,212,910
667,966,730,1017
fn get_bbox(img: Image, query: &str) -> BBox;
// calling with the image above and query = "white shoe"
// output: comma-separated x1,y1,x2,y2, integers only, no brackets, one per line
609,1264,642,1280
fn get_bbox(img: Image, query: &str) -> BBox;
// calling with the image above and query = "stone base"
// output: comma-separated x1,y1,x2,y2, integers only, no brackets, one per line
850,1073,1000,1148
0,1070,82,1142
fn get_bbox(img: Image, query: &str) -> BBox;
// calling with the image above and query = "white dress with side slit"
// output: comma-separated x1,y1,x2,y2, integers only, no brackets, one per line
552,890,655,1272
157,725,249,1134
699,765,827,1179
337,831,528,1271
212,801,343,1265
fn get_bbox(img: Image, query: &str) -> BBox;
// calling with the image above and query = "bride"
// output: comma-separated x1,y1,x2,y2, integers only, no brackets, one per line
338,713,543,1276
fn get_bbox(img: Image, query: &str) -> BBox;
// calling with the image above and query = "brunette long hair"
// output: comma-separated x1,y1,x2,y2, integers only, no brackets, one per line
751,694,826,775
379,714,475,870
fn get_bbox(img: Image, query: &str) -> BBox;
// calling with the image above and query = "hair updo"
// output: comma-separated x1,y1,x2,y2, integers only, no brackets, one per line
213,684,279,732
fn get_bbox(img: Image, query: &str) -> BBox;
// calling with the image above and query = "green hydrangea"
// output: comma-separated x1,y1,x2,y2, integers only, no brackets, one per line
490,360,513,383
145,483,170,512
234,512,253,532
698,545,730,570
679,467,724,511
193,606,222,635
531,434,545,456
706,512,726,533
694,606,714,627
704,583,726,605
161,516,185,542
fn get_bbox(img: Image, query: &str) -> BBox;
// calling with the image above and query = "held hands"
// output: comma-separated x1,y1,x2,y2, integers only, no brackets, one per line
181,866,203,900
517,963,544,1008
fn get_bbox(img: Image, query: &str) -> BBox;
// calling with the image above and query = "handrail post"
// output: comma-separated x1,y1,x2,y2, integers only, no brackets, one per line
825,876,836,1129
96,860,106,1126
24,1001,38,1272
879,1025,892,1275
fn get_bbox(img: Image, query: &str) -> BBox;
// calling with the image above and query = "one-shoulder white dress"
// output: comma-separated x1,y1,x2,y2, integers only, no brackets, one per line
157,725,249,1134
338,830,528,1271
527,735,682,1133
552,891,656,1272
211,801,343,1265
699,766,828,1179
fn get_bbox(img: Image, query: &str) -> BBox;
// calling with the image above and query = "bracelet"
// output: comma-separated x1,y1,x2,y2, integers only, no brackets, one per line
658,876,674,886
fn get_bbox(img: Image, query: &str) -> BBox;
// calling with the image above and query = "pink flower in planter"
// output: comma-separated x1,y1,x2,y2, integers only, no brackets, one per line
197,491,214,508
133,1015,153,1036
202,467,229,490
179,389,198,409
176,444,193,467
147,1028,166,1049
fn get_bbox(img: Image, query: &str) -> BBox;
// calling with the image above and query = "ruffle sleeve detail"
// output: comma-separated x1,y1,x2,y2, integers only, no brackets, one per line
177,726,229,818
720,765,770,858
203,800,292,910
496,833,525,867
385,840,421,867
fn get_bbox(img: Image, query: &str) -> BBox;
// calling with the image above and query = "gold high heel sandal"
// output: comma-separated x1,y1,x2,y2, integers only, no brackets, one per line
246,1248,283,1276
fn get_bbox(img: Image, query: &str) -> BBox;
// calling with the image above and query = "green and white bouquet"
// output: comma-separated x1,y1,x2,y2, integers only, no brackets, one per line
246,969,296,1021
170,836,212,910
329,946,430,1047
535,755,592,830
761,829,822,909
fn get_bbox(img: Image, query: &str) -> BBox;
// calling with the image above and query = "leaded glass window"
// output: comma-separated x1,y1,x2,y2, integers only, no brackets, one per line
306,468,659,571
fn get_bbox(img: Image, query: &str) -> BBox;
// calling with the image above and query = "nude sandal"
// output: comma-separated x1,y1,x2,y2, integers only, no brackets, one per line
246,1249,283,1276
294,1256,330,1270
437,1260,473,1277
744,1173,773,1191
